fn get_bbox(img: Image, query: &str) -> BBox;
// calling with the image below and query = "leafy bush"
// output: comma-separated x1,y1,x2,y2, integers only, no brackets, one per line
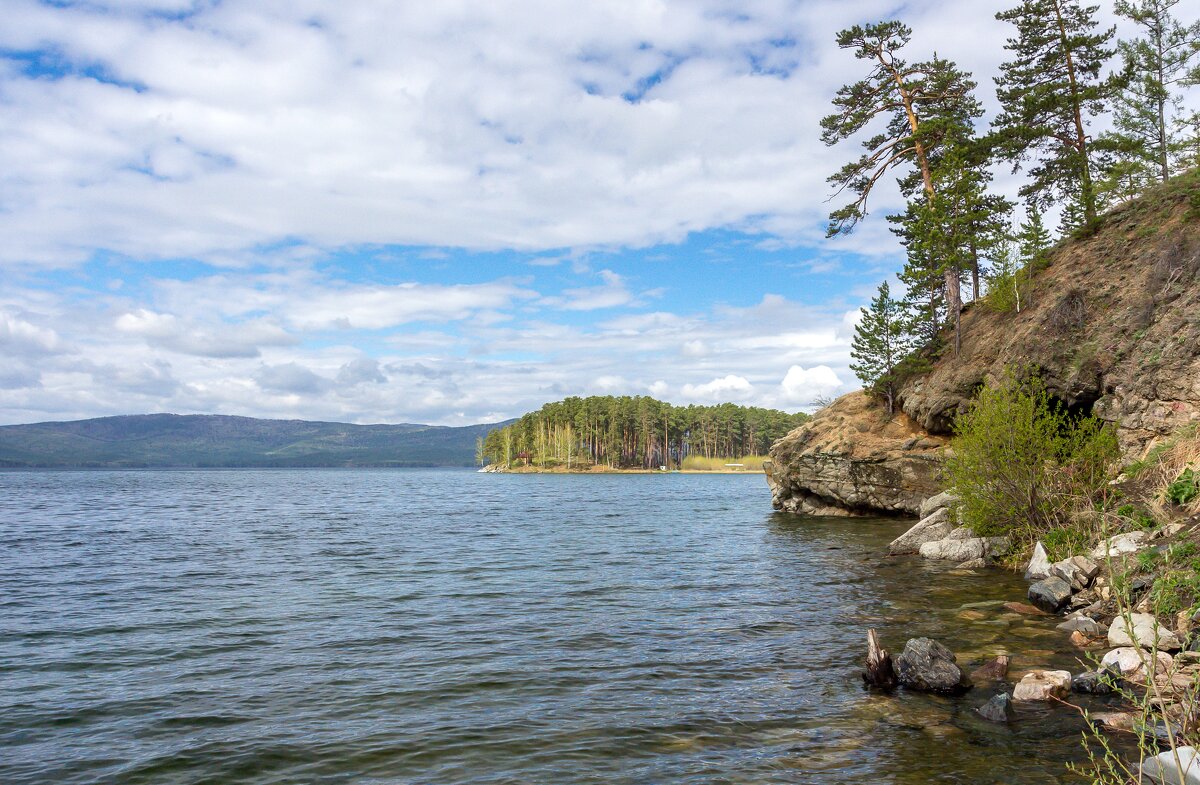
945,369,1120,550
1043,526,1092,562
1167,468,1199,505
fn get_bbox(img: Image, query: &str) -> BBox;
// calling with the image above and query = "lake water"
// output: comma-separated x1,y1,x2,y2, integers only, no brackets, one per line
1,469,1113,784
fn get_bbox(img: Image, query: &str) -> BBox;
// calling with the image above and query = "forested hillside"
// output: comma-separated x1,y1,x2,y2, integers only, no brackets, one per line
480,396,808,470
0,414,502,467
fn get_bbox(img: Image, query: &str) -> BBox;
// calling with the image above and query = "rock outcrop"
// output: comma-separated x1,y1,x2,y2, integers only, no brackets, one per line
766,172,1200,516
765,392,947,516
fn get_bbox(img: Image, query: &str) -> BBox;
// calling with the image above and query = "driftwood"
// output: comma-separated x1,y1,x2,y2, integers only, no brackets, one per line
863,628,897,689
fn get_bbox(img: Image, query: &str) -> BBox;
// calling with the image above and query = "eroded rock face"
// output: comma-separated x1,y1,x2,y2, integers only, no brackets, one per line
896,185,1200,459
765,392,947,516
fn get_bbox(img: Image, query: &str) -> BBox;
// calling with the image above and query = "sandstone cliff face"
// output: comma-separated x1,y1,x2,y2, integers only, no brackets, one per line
765,392,947,516
767,171,1200,516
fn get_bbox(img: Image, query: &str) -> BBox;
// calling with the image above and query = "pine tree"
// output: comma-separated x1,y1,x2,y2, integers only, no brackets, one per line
1017,206,1054,270
992,0,1120,228
1174,110,1200,170
850,281,910,415
821,21,982,350
1104,0,1200,185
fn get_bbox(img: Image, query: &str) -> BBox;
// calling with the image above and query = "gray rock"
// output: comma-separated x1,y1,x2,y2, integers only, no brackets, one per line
889,508,954,555
1051,555,1100,591
1090,531,1149,559
1028,576,1073,613
976,692,1010,723
1024,541,1052,581
894,637,972,694
1057,616,1105,636
1140,746,1200,785
1108,612,1183,651
919,491,958,519
919,536,1010,562
957,558,988,569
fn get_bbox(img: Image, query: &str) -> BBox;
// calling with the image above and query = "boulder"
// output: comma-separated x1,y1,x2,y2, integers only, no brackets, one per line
919,536,1010,562
1101,647,1174,678
1024,541,1052,581
1140,746,1200,785
947,525,974,540
1012,670,1072,701
970,655,1010,682
1028,576,1073,613
1108,613,1183,651
894,637,972,694
1057,616,1105,636
976,692,1010,723
1072,671,1113,694
1050,555,1100,591
919,490,959,519
1090,531,1149,559
889,507,954,555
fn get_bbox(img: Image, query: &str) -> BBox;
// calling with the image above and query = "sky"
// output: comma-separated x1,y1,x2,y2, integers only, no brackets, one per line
0,0,1193,426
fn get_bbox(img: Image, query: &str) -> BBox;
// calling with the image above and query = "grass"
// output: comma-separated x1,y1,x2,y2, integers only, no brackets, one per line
680,455,766,472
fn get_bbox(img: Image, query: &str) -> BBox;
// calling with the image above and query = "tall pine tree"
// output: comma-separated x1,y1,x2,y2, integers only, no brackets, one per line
821,21,981,351
850,281,911,415
1105,0,1200,185
992,0,1120,228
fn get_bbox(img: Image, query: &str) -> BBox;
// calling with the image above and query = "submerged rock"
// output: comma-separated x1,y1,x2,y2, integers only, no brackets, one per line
889,507,954,555
1108,613,1182,651
976,692,1011,723
894,637,972,694
1072,671,1114,694
970,655,1010,682
1028,576,1073,613
1024,542,1052,582
1057,616,1105,636
1012,670,1072,701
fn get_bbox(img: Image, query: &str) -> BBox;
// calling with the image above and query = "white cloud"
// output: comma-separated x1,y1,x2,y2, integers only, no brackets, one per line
681,374,753,402
779,364,842,404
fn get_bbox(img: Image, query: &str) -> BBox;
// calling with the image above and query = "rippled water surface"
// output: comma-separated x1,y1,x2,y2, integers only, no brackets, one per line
2,470,1106,784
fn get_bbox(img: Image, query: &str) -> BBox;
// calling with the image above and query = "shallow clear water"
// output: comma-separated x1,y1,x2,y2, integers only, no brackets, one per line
1,469,1110,784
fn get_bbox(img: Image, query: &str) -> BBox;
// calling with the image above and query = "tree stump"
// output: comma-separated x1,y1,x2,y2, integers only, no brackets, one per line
863,628,897,689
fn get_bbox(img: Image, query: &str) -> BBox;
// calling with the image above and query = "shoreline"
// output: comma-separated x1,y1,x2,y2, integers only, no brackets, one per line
483,466,763,475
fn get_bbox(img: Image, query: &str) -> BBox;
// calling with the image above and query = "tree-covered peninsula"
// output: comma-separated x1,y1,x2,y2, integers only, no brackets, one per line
479,396,809,471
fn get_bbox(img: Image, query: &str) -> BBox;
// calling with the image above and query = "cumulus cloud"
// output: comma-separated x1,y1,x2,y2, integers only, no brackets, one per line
681,375,753,402
779,364,842,405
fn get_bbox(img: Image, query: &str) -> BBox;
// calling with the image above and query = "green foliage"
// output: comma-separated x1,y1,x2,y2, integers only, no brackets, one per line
821,21,981,236
481,396,809,470
1167,468,1200,505
944,369,1120,548
850,282,914,414
1043,525,1093,562
991,0,1121,227
1150,567,1200,618
1097,0,1200,198
983,241,1031,313
1118,503,1159,530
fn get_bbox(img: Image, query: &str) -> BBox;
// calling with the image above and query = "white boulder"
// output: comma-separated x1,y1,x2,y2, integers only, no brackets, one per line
1012,670,1072,701
1024,541,1052,581
1090,531,1149,559
889,507,954,555
1141,746,1200,785
1108,613,1182,651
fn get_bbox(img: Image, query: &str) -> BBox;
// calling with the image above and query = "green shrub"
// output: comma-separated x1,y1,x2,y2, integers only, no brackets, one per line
1167,468,1199,505
945,369,1120,550
1043,526,1092,562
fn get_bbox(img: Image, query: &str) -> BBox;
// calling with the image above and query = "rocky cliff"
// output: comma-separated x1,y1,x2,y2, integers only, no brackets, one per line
768,169,1200,516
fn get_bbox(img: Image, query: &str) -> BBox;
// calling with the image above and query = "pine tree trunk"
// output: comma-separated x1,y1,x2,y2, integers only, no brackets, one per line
1052,0,1096,225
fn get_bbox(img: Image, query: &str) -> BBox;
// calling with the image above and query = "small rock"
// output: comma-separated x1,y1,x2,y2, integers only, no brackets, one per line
1012,670,1072,701
1057,616,1104,636
957,558,988,569
957,609,986,621
1004,601,1049,616
1028,576,1073,613
970,655,1010,682
1090,711,1136,731
1108,613,1183,651
919,491,958,519
889,508,954,555
1051,555,1100,590
1140,746,1200,785
976,692,1010,723
1024,541,1052,581
894,638,972,694
1090,531,1148,559
1069,630,1092,647
1072,671,1113,694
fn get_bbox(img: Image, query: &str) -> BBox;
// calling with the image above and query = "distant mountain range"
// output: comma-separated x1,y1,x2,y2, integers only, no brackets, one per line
0,414,507,468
